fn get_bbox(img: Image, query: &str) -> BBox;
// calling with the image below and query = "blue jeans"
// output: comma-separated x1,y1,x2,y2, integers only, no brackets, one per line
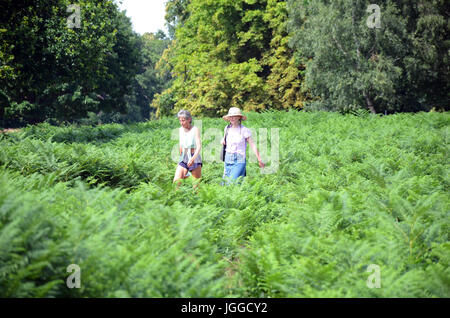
223,152,246,184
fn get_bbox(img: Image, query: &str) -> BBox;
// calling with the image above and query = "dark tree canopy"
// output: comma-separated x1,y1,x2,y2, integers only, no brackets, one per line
0,0,141,126
288,0,449,113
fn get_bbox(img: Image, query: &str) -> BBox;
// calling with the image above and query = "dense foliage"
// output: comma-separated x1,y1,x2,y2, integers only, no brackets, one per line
153,0,449,116
1,1,448,127
94,31,171,124
288,0,450,113
152,0,305,117
0,0,143,126
1,111,448,297
0,0,171,127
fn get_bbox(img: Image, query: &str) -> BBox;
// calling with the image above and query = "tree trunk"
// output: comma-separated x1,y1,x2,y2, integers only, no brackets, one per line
364,93,376,114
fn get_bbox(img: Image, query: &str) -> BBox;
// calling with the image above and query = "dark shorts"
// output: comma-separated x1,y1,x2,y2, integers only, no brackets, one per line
179,161,202,172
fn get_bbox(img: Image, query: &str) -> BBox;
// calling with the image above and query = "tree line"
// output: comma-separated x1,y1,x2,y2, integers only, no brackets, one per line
0,0,170,127
155,0,449,116
1,0,448,127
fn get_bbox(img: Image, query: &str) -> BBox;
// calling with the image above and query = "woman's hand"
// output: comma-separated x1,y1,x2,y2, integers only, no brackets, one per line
187,158,195,167
258,159,265,168
248,137,265,169
221,138,226,146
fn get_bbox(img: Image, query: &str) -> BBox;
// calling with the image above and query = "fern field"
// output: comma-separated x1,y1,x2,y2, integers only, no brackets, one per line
0,110,448,297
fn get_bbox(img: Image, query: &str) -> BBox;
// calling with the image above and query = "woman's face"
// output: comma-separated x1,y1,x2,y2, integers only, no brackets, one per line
179,116,191,128
229,116,241,125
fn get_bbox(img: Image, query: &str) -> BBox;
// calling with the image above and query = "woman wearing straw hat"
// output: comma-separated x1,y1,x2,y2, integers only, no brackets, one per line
173,109,202,184
221,107,265,183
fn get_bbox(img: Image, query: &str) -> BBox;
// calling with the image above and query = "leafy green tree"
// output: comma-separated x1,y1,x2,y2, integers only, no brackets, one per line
288,0,449,113
0,0,141,126
154,0,266,117
263,0,305,109
165,0,191,39
403,0,449,111
154,0,306,117
101,31,172,124
133,32,171,120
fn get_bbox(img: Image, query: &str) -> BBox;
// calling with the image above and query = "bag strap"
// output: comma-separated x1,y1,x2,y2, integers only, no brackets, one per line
224,124,230,145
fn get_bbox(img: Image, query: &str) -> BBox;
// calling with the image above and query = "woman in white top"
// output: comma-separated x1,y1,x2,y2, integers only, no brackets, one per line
173,110,202,183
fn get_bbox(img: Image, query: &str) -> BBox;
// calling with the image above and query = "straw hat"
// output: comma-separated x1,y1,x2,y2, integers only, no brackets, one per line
222,107,247,121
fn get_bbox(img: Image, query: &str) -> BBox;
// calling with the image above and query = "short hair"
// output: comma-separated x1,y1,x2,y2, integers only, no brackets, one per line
177,109,192,120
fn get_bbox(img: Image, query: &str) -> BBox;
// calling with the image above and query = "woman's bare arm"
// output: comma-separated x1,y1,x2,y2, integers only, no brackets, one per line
188,127,202,166
247,136,265,168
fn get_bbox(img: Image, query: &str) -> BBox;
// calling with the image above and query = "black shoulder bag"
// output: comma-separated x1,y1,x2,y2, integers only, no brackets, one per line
220,125,230,162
